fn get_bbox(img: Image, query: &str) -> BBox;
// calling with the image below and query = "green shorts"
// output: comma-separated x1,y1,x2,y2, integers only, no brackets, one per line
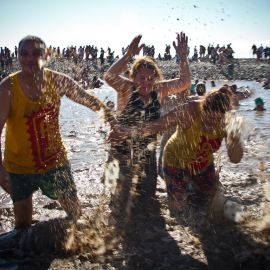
9,164,78,203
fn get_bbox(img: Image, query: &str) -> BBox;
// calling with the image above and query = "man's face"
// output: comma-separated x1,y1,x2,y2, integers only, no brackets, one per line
18,41,47,74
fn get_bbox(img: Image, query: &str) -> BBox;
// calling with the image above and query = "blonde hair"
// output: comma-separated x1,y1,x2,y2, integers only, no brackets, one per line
129,56,163,81
202,85,232,113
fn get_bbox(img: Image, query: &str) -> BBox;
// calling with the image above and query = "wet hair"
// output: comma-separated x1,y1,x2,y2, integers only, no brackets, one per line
129,56,163,81
202,85,232,114
18,35,46,52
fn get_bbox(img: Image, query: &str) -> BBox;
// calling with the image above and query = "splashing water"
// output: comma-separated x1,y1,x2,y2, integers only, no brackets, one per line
225,111,254,144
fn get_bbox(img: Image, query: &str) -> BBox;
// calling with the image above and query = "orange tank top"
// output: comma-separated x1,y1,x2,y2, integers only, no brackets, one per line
3,70,68,174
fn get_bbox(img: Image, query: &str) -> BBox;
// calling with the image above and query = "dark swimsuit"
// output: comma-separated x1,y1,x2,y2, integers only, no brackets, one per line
116,88,161,157
107,88,161,198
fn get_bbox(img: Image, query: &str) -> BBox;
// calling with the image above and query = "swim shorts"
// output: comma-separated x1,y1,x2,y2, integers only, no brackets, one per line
9,164,77,202
162,163,218,199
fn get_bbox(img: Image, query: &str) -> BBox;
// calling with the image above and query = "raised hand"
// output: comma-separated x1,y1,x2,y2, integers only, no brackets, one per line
126,35,144,57
173,32,188,58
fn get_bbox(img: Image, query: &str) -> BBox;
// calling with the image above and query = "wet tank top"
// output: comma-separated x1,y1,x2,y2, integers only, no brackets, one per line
3,70,68,174
163,115,225,174
116,88,161,154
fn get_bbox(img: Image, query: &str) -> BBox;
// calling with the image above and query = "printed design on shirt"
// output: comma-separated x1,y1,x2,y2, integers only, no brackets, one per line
190,135,221,172
26,104,62,171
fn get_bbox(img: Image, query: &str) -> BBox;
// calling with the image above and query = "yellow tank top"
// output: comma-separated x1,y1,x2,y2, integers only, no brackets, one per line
3,70,68,174
163,115,225,174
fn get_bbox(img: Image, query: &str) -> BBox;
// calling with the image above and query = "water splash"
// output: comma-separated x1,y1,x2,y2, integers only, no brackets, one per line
225,111,254,143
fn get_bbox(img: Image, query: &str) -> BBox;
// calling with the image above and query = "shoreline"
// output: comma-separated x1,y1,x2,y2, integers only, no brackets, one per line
158,58,270,81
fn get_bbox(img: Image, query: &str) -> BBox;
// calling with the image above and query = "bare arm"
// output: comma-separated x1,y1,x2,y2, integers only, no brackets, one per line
225,132,244,163
134,100,196,136
104,35,144,95
53,71,117,126
0,77,12,194
156,32,191,101
108,100,197,143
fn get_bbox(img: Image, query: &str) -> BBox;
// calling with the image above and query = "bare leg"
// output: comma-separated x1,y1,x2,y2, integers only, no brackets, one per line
158,129,175,178
14,195,33,229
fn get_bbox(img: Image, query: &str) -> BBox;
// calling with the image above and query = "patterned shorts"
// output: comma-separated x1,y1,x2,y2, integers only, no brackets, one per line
162,164,218,200
9,164,77,202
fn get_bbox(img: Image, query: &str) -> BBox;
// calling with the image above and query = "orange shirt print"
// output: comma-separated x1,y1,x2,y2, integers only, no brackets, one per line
26,104,64,171
190,135,222,172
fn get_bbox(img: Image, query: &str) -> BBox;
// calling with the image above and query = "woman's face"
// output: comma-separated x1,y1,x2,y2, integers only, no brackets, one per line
133,67,157,95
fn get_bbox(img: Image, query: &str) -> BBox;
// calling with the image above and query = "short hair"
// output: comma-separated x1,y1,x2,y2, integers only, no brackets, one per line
18,35,46,52
129,56,163,81
202,85,232,113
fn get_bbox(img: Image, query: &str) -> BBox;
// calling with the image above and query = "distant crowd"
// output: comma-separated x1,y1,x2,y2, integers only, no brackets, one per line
251,44,270,60
1,41,270,83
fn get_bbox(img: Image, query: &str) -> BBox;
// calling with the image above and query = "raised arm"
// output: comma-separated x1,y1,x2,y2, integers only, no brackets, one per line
0,77,12,194
156,32,191,100
104,35,144,93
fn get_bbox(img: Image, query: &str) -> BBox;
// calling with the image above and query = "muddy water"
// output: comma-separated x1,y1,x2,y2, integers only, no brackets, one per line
0,81,269,232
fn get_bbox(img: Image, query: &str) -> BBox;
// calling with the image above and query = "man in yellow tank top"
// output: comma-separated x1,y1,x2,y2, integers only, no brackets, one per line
0,35,117,229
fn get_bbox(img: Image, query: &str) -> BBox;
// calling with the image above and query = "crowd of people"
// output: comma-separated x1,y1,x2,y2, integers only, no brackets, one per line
251,44,270,60
190,43,235,64
2,40,270,84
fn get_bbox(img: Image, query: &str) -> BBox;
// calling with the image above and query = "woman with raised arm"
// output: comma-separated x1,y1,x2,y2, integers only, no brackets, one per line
103,32,190,224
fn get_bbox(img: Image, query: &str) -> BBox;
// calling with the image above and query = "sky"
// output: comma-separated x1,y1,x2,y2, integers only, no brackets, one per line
1,0,269,58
